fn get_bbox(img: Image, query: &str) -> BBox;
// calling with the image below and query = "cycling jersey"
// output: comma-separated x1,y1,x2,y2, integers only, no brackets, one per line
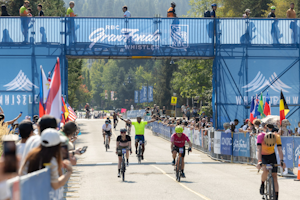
132,121,148,135
102,124,112,131
257,132,282,155
171,133,190,148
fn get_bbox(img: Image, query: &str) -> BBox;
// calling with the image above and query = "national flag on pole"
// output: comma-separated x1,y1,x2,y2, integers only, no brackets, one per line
254,94,260,118
258,92,265,118
280,91,289,124
39,66,50,117
250,96,256,123
263,92,271,116
67,103,77,121
61,97,69,120
45,58,62,120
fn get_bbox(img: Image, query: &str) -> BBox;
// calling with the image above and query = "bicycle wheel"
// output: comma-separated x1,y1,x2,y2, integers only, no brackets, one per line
266,176,275,200
175,158,179,181
122,158,125,181
138,145,142,163
177,157,182,182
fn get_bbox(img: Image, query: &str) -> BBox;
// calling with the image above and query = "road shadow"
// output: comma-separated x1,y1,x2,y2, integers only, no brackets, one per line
180,180,194,183
121,180,136,183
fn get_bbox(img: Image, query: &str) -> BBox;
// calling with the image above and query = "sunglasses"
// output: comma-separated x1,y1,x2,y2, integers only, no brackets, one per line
121,132,126,134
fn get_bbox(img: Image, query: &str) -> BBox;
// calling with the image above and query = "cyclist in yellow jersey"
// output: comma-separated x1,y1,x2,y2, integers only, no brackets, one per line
121,115,155,160
256,132,286,200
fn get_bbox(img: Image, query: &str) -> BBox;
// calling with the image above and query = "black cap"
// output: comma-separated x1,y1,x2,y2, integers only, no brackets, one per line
38,115,59,133
19,120,33,132
62,121,77,137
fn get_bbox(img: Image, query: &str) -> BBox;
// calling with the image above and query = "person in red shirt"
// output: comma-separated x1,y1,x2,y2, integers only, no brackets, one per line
170,126,192,178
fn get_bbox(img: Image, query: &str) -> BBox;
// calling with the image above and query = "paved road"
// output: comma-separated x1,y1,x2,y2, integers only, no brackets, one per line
65,119,299,200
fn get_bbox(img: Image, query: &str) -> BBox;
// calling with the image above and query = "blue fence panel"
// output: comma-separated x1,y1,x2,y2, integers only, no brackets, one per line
294,137,300,165
233,134,239,157
221,132,232,155
280,137,294,168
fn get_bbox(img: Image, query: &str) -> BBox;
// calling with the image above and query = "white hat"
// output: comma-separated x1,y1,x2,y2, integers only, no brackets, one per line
40,128,66,147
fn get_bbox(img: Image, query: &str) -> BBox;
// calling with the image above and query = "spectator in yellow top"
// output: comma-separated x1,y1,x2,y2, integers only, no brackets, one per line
66,1,76,17
20,1,30,16
167,2,176,18
287,3,296,18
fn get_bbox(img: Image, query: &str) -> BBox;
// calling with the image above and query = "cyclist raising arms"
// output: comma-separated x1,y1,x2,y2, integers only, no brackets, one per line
121,116,155,160
116,128,132,178
125,118,131,134
102,120,112,148
171,126,192,178
256,132,286,200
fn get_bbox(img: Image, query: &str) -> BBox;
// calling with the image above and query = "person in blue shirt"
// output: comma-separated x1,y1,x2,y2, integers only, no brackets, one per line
211,3,217,18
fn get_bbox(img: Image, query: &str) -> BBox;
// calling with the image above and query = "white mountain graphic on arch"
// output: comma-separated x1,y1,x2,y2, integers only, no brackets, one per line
4,70,38,91
242,71,291,93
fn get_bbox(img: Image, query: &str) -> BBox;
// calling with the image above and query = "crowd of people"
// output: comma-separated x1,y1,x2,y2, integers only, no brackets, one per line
0,105,85,200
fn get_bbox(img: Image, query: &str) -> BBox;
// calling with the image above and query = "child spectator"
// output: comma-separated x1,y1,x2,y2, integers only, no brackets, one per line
37,4,44,16
19,1,30,16
287,3,296,18
268,6,276,18
122,5,131,17
27,8,32,16
16,121,34,159
66,1,76,17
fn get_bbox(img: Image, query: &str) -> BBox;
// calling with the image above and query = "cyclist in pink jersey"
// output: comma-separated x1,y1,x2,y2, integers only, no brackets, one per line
170,126,192,178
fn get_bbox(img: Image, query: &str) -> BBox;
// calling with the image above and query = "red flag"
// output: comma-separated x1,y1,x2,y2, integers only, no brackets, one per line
67,103,77,121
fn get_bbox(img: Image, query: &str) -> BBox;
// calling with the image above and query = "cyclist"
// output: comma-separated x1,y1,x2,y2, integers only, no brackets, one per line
106,117,111,124
125,118,131,134
121,116,155,160
102,120,112,148
116,128,132,177
256,132,286,200
113,112,118,129
171,126,192,178
85,103,90,119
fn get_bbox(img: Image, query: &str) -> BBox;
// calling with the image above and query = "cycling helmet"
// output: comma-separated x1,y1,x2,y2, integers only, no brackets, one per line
175,126,183,134
271,6,276,10
171,2,176,6
264,132,276,147
120,128,127,133
211,3,217,7
107,117,110,120
105,120,109,123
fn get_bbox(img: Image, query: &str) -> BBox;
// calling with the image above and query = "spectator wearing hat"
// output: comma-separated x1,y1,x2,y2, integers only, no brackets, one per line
211,3,217,18
243,9,251,18
16,121,34,159
268,6,276,18
287,3,296,18
20,128,73,190
223,123,231,133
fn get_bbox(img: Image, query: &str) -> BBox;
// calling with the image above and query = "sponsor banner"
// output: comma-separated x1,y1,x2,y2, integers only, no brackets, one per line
199,129,203,147
214,131,221,154
208,131,211,151
294,137,300,165
148,86,153,102
281,137,294,168
233,134,239,157
134,90,139,103
126,110,145,118
237,133,250,157
111,91,114,100
221,132,232,155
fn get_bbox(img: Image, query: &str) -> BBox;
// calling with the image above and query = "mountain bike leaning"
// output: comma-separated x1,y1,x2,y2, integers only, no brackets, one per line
171,126,192,180
256,132,286,200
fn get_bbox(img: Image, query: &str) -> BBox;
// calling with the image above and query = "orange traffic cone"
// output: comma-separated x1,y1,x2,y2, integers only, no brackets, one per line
295,156,300,181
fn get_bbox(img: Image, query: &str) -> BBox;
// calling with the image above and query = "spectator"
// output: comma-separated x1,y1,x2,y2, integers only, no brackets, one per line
192,107,198,118
19,1,30,16
186,107,191,120
20,128,73,190
37,4,44,16
211,3,217,18
296,122,300,136
1,5,10,16
261,122,268,133
246,121,255,133
167,2,176,18
27,8,32,16
16,121,34,158
223,122,231,133
252,119,261,136
243,9,251,18
230,119,239,133
268,6,276,18
162,106,166,115
0,113,22,126
287,3,296,18
267,124,278,133
181,104,186,117
278,119,292,136
122,5,131,17
66,1,76,17
21,115,58,165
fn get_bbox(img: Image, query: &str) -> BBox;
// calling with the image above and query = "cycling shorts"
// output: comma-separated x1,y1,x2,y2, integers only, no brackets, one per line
135,135,145,143
173,146,186,157
114,119,118,123
262,153,278,173
126,123,131,127
117,146,129,156
103,130,112,137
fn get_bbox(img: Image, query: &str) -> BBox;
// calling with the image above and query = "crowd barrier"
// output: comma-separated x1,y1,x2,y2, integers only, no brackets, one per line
125,110,145,119
7,168,64,200
149,122,300,169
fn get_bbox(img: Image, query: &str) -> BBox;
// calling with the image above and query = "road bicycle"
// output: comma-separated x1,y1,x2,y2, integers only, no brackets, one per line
137,140,143,164
121,148,127,181
105,133,109,152
174,147,190,182
259,163,280,200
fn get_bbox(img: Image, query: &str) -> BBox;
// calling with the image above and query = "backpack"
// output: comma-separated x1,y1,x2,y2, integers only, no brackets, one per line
204,10,211,17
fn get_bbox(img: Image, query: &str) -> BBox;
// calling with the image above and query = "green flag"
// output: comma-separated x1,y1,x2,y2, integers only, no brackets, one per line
258,92,265,118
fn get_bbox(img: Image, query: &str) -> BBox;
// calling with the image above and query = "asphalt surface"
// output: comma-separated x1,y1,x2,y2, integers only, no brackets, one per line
65,119,300,200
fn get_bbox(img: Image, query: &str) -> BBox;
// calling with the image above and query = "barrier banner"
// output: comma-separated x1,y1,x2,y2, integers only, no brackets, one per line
221,132,232,155
238,133,250,157
214,131,221,154
233,134,239,157
190,129,194,144
208,131,211,151
184,127,190,139
281,137,294,168
199,129,203,147
294,137,300,165
194,130,200,146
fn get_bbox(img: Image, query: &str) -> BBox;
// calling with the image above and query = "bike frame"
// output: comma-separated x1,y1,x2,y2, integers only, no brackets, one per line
121,148,127,181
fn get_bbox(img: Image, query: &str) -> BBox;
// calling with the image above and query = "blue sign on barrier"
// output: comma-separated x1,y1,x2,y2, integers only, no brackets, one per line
148,86,153,102
221,132,232,155
294,137,300,165
233,134,239,157
238,133,250,157
134,90,139,103
281,137,294,168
